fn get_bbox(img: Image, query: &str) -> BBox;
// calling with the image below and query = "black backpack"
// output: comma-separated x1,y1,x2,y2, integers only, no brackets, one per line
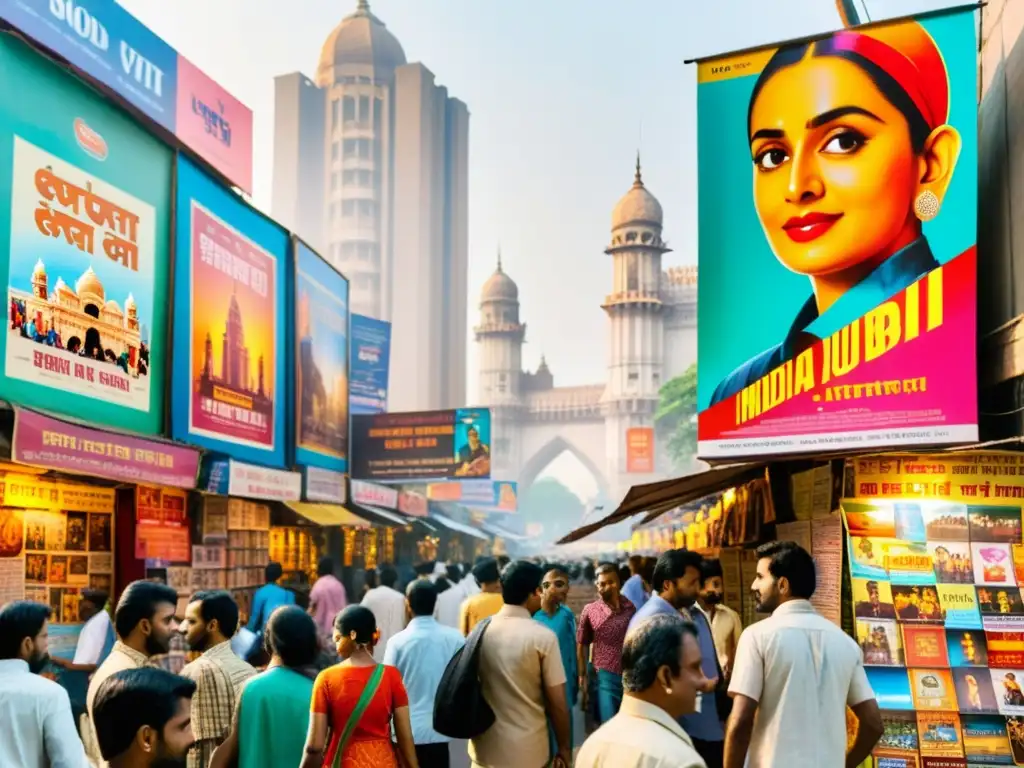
433,617,495,739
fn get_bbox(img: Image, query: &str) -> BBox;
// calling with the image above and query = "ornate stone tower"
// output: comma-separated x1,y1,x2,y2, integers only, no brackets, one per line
602,156,670,498
474,251,526,478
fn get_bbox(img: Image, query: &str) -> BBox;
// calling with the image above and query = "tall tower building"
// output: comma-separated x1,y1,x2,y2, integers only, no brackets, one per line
272,0,469,412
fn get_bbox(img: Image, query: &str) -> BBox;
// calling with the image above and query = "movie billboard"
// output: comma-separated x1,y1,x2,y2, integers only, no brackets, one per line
350,313,390,415
351,408,491,481
294,239,349,473
171,156,287,467
0,33,171,434
695,9,978,459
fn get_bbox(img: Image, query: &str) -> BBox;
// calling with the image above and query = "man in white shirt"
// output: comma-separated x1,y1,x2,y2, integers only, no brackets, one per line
53,589,116,674
385,580,465,767
0,600,88,768
724,541,883,768
361,563,407,662
434,564,465,629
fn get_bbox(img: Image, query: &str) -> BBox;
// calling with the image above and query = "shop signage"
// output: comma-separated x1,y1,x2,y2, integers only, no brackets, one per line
134,485,190,561
303,466,347,505
397,490,427,517
350,479,398,509
0,472,115,512
350,314,390,415
0,35,172,434
426,480,518,513
171,156,287,467
294,239,349,473
1,0,254,193
12,407,201,488
200,458,301,502
351,408,491,481
694,8,979,459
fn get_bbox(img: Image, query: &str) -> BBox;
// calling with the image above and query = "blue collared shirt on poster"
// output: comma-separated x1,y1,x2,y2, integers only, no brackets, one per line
679,608,725,742
534,604,579,705
709,237,941,406
621,574,649,612
383,616,465,745
246,583,295,634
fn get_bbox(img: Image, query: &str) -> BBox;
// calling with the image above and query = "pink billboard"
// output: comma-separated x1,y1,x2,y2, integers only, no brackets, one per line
175,56,253,194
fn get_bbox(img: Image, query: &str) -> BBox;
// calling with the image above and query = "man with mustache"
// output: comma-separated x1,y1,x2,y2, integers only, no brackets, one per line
0,600,88,767
84,580,180,768
92,667,196,768
697,559,743,679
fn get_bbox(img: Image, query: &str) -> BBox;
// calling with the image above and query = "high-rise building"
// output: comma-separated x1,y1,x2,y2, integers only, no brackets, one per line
272,0,469,411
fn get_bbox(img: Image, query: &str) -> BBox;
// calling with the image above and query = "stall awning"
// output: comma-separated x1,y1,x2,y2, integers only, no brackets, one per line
430,512,490,541
557,462,769,544
285,502,369,527
350,504,410,527
481,522,528,542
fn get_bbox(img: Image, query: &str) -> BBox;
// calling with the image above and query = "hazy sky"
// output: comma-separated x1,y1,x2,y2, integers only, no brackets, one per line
118,0,956,497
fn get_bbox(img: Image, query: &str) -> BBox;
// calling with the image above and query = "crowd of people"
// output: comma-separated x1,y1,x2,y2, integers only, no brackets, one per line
0,541,885,768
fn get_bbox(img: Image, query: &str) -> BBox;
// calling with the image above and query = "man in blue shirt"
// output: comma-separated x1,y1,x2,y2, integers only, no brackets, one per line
621,555,653,611
384,579,465,768
628,548,724,767
534,564,578,751
246,563,295,655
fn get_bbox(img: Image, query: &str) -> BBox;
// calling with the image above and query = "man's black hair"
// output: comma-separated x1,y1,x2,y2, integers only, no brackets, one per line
700,558,724,584
414,561,436,577
317,557,334,578
189,590,240,637
379,564,399,588
472,558,500,585
0,601,50,659
265,562,283,583
501,560,544,605
81,589,109,610
651,549,703,595
114,580,178,640
407,580,438,617
445,564,462,583
93,667,196,761
756,540,817,599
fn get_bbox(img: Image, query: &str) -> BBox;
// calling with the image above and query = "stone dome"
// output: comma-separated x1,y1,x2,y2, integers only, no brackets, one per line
75,266,104,300
104,299,123,315
612,156,663,230
481,255,518,303
316,0,407,85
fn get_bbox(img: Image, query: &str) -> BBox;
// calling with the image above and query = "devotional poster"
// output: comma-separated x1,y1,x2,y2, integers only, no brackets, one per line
171,156,286,467
695,8,978,459
294,239,349,473
0,34,171,434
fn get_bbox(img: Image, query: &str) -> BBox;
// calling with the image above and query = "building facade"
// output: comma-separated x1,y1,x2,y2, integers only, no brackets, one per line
272,0,468,411
475,160,697,507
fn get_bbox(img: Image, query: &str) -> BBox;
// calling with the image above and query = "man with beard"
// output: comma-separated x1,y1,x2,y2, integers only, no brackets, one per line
92,668,196,768
577,563,636,725
697,560,743,679
627,549,723,767
85,580,180,768
724,541,883,768
179,591,255,768
0,600,88,767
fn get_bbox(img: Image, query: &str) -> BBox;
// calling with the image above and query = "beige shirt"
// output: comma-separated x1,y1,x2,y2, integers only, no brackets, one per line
469,604,567,768
83,642,151,767
728,599,874,767
705,603,743,672
575,696,708,768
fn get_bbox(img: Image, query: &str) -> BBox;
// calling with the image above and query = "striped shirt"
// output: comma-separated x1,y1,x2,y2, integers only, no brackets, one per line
180,641,256,768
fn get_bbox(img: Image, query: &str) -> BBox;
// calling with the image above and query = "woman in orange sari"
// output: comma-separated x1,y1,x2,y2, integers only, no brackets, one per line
301,606,419,768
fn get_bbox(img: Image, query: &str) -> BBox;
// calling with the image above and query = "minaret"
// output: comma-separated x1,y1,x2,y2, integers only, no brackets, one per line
474,249,526,476
602,155,670,498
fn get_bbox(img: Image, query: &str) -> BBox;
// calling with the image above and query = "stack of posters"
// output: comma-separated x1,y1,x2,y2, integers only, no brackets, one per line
843,498,1024,765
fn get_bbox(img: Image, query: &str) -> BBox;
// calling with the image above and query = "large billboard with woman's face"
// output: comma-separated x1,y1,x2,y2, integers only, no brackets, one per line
696,9,978,460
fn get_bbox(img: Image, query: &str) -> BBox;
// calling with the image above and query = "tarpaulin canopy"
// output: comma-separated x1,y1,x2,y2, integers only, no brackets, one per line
351,504,409,526
430,512,490,541
557,462,769,544
284,502,370,527
481,522,528,542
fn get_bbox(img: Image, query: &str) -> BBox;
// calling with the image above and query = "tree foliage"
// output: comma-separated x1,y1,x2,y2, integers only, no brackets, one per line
519,476,586,542
655,363,698,471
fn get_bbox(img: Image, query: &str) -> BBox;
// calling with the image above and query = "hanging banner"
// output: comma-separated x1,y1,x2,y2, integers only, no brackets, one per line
626,427,655,473
351,408,492,481
135,486,190,562
0,0,254,193
171,155,287,467
0,34,171,434
426,480,518,513
695,9,979,459
12,407,200,488
199,457,301,502
350,314,390,416
849,453,1024,503
294,239,349,473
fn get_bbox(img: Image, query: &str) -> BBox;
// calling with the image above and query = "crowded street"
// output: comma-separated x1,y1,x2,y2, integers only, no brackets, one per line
0,0,1021,765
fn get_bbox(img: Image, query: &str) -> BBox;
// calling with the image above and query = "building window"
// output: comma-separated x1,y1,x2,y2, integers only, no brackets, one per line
628,372,639,381
330,172,339,191
342,96,356,122
497,373,507,393
358,199,375,217
330,98,339,131
359,95,370,122
342,200,356,217
627,254,639,291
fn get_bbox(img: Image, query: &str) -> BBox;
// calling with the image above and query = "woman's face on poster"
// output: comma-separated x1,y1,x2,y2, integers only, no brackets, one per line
749,52,920,278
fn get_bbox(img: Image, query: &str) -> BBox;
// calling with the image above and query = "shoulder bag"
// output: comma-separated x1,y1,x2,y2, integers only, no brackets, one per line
330,664,386,768
433,616,495,738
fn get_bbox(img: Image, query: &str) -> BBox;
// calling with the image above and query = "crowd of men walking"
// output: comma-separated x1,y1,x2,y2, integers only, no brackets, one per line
0,541,885,768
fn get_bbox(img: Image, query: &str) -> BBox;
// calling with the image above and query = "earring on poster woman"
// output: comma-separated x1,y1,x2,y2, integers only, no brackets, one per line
914,190,941,222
